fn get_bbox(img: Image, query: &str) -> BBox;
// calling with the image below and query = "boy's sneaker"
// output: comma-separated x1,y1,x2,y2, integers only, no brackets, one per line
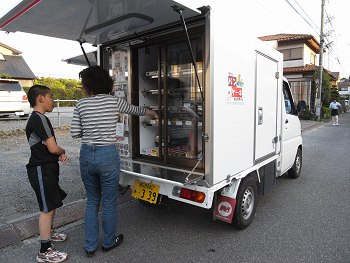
36,246,68,262
51,231,67,242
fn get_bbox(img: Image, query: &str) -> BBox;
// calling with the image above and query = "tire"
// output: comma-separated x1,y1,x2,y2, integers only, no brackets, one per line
232,176,258,229
288,148,302,179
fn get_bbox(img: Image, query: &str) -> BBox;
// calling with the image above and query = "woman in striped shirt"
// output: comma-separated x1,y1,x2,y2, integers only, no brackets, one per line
71,66,157,257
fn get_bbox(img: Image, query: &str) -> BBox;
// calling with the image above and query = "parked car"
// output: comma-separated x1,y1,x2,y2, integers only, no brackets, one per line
0,79,30,118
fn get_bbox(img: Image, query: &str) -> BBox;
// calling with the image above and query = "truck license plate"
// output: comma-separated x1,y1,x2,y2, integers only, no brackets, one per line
131,180,159,204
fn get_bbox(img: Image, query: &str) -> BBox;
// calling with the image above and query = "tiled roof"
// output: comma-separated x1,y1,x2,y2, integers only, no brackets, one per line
0,55,36,79
258,33,319,45
284,64,336,80
258,33,321,53
338,81,350,86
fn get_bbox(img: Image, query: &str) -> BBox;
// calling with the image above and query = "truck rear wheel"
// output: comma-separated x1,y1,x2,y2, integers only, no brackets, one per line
288,148,302,179
232,176,257,229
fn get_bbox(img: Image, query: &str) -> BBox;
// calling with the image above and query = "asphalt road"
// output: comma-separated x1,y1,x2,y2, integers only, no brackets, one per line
0,114,349,262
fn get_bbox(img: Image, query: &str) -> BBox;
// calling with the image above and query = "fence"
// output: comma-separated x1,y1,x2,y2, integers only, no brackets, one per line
54,100,76,126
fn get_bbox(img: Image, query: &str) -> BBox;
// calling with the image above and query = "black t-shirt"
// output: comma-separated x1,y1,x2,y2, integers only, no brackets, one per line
26,111,58,167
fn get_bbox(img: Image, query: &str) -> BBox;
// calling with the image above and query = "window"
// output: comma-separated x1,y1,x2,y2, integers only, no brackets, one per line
280,49,291,61
310,53,317,65
291,48,303,59
283,81,296,115
0,81,23,91
280,48,303,61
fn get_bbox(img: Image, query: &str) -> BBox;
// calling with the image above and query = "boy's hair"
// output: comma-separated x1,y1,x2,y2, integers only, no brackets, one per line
27,85,51,107
79,65,113,95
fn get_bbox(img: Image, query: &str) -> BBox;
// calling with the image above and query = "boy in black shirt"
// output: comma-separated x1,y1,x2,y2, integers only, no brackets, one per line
26,85,70,263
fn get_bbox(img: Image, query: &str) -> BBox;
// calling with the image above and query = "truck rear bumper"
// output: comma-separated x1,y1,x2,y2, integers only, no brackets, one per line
119,158,215,208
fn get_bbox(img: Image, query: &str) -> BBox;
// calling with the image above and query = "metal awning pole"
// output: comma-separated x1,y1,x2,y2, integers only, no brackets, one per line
172,5,204,102
77,5,94,67
78,40,91,67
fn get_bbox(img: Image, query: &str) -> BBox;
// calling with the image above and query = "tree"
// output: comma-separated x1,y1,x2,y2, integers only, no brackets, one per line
0,68,11,79
58,78,79,89
330,85,340,101
25,76,84,106
35,76,65,90
313,69,332,107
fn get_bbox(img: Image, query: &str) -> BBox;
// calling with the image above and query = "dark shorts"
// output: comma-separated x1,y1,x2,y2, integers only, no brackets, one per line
331,109,338,116
27,162,67,212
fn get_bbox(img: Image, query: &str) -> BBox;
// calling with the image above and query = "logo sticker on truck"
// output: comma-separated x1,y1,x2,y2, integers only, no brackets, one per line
227,72,244,103
215,196,236,223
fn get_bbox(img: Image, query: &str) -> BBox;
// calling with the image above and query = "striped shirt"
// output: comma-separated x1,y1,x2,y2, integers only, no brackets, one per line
71,94,146,146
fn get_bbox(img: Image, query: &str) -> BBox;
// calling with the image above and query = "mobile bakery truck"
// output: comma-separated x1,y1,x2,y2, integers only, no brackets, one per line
0,0,303,228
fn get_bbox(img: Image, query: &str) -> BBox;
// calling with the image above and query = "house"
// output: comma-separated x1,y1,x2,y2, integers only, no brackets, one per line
331,72,340,88
258,34,337,112
0,42,36,87
338,78,350,99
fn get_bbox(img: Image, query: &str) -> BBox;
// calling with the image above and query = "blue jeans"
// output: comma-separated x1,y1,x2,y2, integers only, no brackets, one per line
80,144,120,251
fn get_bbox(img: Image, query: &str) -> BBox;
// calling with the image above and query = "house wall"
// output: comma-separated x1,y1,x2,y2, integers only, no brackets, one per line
289,81,313,107
19,79,35,87
279,42,304,68
283,60,303,68
279,42,317,69
284,73,304,80
339,87,350,98
0,46,13,55
303,45,317,66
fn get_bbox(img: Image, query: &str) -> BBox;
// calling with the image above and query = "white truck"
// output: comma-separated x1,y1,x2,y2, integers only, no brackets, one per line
1,0,302,228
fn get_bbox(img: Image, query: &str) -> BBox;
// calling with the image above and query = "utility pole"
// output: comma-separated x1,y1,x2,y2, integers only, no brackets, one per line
315,0,325,120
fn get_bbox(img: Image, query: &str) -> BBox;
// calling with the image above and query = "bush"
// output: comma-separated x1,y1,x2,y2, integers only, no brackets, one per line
321,107,331,119
23,77,84,107
299,108,316,120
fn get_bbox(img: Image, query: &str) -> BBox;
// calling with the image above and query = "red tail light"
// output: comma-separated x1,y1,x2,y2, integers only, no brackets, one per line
178,188,205,203
22,95,28,103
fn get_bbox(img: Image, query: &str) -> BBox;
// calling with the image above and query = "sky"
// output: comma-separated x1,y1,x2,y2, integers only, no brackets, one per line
0,0,349,80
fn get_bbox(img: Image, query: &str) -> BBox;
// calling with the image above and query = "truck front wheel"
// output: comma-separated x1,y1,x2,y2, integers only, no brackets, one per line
232,176,257,229
288,148,302,179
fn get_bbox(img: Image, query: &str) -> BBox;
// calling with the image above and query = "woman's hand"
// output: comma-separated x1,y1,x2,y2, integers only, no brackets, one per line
145,109,158,119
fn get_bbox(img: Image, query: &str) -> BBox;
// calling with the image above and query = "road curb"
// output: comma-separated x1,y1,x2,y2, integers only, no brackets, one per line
301,122,324,133
0,193,134,249
0,200,86,249
301,118,333,133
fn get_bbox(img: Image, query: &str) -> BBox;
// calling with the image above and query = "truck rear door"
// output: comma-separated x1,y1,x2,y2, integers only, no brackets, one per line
0,0,199,45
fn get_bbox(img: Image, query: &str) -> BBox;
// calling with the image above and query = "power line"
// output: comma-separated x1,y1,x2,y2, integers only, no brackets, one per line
323,10,349,76
253,0,298,32
284,0,319,36
294,0,320,32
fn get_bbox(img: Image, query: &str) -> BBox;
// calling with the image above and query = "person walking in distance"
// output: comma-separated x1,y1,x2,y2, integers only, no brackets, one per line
329,98,341,125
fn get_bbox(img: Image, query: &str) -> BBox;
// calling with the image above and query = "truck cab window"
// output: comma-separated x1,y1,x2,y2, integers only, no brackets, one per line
283,81,294,115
